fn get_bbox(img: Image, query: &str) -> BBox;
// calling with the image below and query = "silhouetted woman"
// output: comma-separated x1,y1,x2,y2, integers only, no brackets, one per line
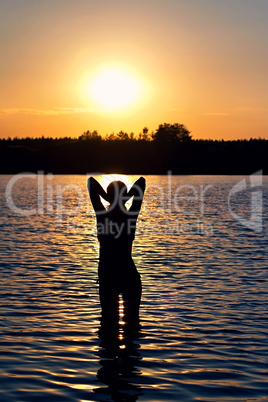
88,177,146,335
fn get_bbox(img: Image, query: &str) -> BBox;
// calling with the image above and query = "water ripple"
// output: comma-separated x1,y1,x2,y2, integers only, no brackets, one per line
0,175,267,401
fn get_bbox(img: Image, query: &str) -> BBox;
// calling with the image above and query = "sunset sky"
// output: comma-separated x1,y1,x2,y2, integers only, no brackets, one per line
1,0,268,140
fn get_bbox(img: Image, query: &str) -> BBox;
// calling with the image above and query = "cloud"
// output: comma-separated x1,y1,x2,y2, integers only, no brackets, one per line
0,107,113,116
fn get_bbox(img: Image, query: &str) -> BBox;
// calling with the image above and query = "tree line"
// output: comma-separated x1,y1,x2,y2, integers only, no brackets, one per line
0,123,267,174
1,123,192,145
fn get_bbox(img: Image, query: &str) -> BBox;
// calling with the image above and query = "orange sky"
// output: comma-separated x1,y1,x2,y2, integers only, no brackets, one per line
1,0,268,140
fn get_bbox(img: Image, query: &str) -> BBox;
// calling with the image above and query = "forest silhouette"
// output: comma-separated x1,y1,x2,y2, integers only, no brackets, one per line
0,123,267,174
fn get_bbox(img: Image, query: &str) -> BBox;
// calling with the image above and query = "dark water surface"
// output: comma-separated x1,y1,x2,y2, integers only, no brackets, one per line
0,174,267,402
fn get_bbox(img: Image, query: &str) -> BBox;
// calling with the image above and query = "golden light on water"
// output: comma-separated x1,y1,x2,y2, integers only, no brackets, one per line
119,294,124,324
1,174,268,399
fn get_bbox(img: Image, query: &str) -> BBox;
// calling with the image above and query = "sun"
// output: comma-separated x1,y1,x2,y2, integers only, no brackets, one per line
86,64,143,111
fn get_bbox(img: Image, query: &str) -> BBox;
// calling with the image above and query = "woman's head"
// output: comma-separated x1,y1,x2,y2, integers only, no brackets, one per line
106,180,129,206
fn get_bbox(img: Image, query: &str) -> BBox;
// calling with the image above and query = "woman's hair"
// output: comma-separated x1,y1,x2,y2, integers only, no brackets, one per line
106,181,129,205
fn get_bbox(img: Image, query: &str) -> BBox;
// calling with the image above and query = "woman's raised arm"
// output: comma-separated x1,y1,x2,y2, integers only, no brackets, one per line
128,177,146,215
87,177,108,213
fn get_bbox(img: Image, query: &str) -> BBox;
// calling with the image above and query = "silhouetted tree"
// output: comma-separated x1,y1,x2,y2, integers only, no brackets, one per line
138,127,152,141
152,123,192,142
79,130,102,141
116,131,130,140
104,133,116,141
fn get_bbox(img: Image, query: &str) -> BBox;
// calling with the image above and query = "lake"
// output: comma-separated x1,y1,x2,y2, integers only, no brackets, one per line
0,173,267,402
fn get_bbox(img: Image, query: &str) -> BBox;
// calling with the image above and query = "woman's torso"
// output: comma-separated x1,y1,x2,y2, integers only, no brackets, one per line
96,206,139,277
